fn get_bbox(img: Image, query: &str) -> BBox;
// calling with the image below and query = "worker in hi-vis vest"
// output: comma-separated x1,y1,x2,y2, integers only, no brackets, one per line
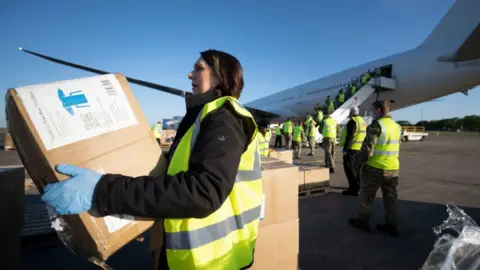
151,121,163,145
336,89,345,108
349,100,401,237
283,118,294,150
257,123,270,157
305,115,317,156
339,107,366,196
321,108,338,173
292,121,305,159
264,126,272,148
325,96,335,113
274,124,283,148
41,49,264,270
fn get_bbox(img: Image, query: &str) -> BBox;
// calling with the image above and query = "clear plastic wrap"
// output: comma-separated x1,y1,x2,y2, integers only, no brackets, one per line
421,204,480,270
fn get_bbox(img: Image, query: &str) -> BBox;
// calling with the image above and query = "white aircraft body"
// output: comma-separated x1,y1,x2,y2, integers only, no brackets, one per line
245,0,480,122
18,0,480,127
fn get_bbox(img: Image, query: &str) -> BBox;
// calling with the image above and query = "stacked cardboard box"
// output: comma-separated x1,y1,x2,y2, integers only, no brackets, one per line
268,149,293,164
6,73,167,263
298,167,330,192
252,160,300,269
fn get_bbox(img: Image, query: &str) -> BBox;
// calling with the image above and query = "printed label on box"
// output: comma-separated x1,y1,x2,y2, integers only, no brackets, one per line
15,74,138,150
260,193,265,220
104,214,135,233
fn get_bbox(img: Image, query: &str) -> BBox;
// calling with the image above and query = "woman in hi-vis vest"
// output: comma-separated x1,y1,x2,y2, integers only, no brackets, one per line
41,50,264,270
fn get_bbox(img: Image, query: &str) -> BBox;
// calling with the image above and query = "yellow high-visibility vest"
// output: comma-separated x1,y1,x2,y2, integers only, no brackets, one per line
258,132,269,157
275,126,282,135
151,124,162,139
350,116,366,150
322,117,337,139
366,117,401,171
283,121,293,134
265,128,272,143
315,111,323,123
293,126,304,142
164,96,263,269
306,119,317,137
339,116,366,150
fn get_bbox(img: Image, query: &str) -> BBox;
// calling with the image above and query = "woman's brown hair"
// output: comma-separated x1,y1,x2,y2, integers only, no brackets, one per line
200,49,244,99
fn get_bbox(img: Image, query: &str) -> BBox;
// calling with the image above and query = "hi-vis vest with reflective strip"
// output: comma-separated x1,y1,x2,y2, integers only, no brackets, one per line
165,96,263,270
350,116,366,150
283,121,293,134
293,126,303,142
339,116,366,150
366,117,401,171
258,132,269,156
322,117,337,139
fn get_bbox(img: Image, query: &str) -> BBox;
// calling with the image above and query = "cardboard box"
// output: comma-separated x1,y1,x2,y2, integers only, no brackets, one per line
251,219,299,270
260,162,299,227
6,73,167,261
269,149,293,164
260,155,282,165
303,167,329,190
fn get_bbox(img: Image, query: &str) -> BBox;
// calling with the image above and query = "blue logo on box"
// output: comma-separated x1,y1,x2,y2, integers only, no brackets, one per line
57,89,90,116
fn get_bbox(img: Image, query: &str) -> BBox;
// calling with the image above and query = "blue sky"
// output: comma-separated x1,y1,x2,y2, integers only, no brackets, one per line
0,0,478,127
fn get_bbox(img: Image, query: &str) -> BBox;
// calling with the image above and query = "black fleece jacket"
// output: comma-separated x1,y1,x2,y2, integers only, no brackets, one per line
92,89,254,220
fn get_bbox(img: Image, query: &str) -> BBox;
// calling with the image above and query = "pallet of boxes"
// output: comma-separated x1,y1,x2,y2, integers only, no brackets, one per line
269,149,330,197
6,73,167,268
253,149,330,269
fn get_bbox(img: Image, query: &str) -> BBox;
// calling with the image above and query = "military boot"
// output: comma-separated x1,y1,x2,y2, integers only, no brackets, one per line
377,223,399,237
348,217,370,232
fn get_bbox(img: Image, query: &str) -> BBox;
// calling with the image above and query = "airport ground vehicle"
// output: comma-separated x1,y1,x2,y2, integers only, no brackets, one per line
401,126,429,142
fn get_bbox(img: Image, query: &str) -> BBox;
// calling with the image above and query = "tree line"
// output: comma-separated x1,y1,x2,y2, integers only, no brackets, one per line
396,115,480,131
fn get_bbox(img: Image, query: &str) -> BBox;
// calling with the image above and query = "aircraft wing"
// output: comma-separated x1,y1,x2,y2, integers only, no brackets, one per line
438,23,480,62
18,48,280,119
18,48,190,98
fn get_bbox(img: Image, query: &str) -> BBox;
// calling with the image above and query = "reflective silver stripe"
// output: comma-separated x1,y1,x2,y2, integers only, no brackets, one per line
190,106,206,152
374,150,399,156
165,205,262,250
236,151,262,182
377,120,400,145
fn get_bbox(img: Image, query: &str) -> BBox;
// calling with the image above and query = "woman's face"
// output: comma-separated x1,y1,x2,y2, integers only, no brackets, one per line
188,57,220,95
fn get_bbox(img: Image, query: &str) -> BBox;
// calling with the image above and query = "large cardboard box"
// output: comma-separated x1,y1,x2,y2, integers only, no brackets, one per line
5,73,167,262
269,149,293,164
259,162,299,227
251,219,299,270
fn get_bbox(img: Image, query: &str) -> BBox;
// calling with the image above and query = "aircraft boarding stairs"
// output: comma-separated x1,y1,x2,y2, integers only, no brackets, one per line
312,76,396,145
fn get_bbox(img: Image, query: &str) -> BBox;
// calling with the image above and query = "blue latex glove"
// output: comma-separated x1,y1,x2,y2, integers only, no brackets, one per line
41,164,102,215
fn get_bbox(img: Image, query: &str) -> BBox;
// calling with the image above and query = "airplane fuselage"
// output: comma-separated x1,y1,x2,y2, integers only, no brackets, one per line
244,45,480,122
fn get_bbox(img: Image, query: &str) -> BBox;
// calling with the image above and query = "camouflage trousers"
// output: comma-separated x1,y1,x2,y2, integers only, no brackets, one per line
293,141,302,159
358,165,399,225
308,136,316,155
323,138,336,168
284,134,292,150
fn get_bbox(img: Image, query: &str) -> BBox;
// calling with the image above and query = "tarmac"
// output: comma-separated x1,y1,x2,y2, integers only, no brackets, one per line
2,133,480,270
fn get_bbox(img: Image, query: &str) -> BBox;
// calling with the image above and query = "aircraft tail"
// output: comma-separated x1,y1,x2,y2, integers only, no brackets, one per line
420,0,480,61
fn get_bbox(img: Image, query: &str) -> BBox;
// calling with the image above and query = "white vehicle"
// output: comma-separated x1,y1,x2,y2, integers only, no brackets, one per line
401,126,429,142
19,0,480,128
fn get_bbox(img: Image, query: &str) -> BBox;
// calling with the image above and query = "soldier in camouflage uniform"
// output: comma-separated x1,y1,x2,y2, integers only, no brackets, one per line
321,108,338,173
349,100,401,237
